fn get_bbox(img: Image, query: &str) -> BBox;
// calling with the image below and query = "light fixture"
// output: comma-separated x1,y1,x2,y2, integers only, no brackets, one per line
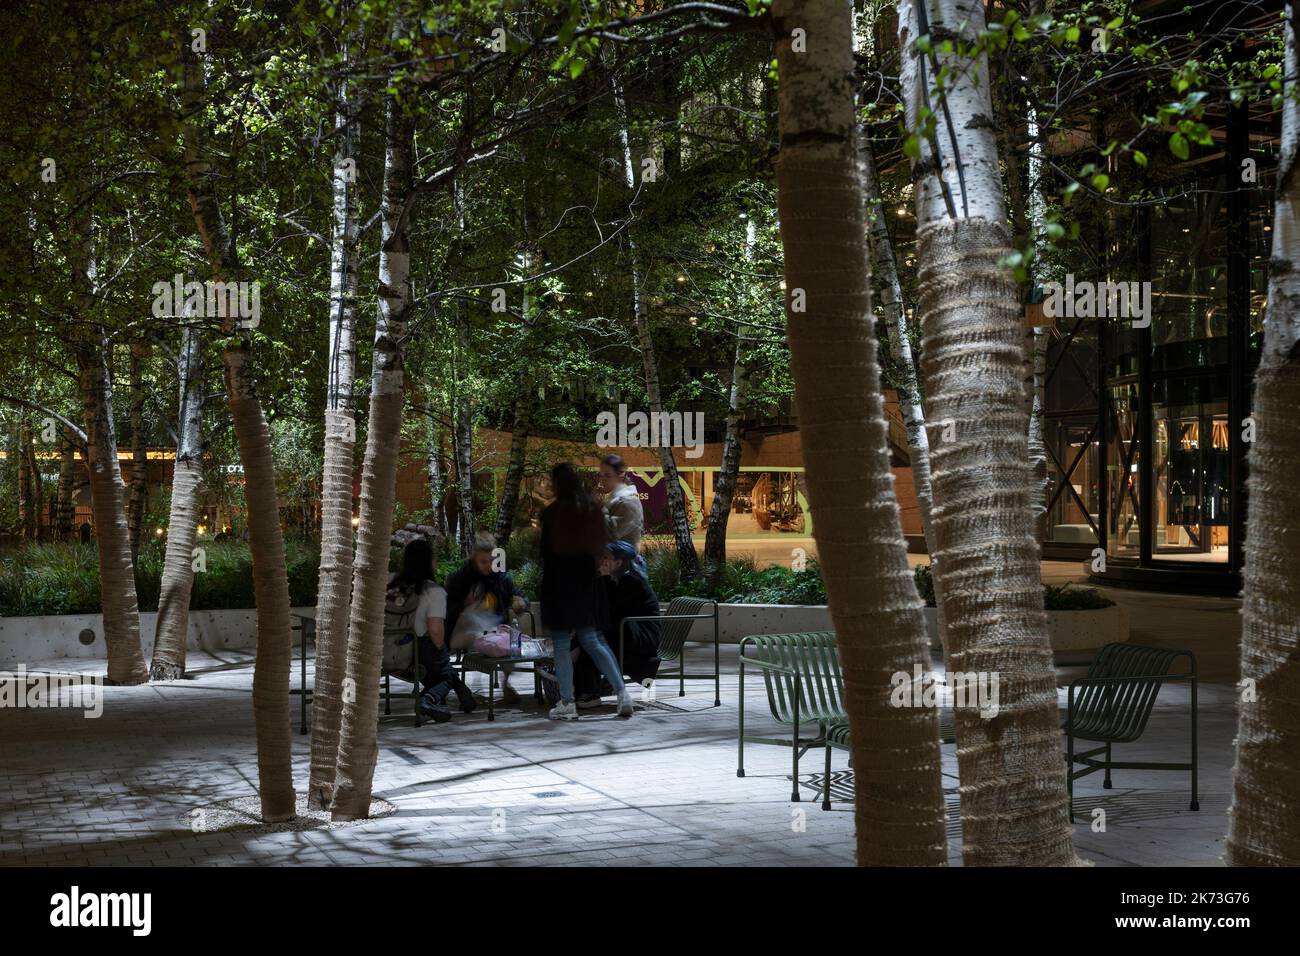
156,528,164,536
352,516,360,528
896,205,907,217
675,273,687,284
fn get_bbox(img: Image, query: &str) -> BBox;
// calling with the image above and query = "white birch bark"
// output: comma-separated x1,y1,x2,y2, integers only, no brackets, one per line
1226,5,1300,867
331,78,415,822
308,31,362,809
150,317,205,680
898,0,1076,865
181,38,295,821
70,203,148,686
773,0,946,866
613,77,700,577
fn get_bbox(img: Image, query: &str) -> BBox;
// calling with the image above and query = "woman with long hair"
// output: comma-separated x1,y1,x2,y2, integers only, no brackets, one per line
539,463,633,719
388,537,474,722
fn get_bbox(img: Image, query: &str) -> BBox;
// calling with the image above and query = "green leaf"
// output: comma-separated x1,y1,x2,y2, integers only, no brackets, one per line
1169,131,1189,160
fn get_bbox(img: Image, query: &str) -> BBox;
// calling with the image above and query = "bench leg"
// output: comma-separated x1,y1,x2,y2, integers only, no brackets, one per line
736,663,745,778
488,667,496,722
1067,732,1075,824
1190,679,1199,811
413,681,421,728
821,745,832,811
384,674,391,716
791,742,801,802
1103,742,1112,788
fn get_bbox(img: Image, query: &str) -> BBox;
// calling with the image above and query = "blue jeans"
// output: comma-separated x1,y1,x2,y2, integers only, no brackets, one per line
550,627,625,704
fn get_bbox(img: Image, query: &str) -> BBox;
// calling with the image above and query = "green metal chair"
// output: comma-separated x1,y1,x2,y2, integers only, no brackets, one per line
381,592,425,728
1064,642,1198,822
737,631,848,805
618,596,720,706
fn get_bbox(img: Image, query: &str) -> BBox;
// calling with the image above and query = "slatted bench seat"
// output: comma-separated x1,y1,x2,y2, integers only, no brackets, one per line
737,631,847,808
1064,642,1199,822
617,596,719,705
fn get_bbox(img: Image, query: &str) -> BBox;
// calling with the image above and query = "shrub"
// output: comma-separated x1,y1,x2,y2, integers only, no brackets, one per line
911,564,1114,611
0,539,321,616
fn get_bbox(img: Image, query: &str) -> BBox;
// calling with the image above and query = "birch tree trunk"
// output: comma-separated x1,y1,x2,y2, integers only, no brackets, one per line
614,78,700,578
149,320,205,681
57,431,77,540
331,83,414,822
861,136,935,546
1226,4,1300,867
308,35,362,809
427,407,449,540
703,335,745,564
127,342,149,557
898,0,1076,866
70,202,147,686
454,331,476,553
772,0,946,866
181,39,295,821
495,398,531,545
18,417,36,540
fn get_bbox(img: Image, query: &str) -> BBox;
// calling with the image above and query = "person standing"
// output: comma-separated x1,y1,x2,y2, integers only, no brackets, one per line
597,454,646,577
540,463,633,720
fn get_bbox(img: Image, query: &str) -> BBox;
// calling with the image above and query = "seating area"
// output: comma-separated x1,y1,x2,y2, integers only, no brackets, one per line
735,631,1201,823
293,597,722,730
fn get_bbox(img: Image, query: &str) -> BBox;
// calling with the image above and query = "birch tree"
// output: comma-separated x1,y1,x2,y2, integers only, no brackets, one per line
149,317,205,680
70,197,148,686
1226,4,1300,868
331,72,415,822
898,0,1076,865
614,76,700,579
772,0,946,866
180,34,295,821
308,18,363,810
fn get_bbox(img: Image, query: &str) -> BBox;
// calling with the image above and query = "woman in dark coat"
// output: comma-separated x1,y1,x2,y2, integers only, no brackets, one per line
540,463,633,720
574,540,662,707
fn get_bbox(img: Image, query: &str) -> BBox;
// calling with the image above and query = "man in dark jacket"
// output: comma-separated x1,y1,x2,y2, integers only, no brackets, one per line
574,540,662,707
445,533,529,701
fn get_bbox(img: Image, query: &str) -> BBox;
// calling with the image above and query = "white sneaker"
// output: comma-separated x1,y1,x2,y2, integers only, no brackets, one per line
616,689,634,719
549,701,578,721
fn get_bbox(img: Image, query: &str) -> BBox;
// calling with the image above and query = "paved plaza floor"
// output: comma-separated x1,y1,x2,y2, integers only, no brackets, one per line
1,635,1237,867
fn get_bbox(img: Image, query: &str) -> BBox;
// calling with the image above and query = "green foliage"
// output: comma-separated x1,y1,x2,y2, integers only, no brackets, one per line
913,564,1114,611
0,540,320,616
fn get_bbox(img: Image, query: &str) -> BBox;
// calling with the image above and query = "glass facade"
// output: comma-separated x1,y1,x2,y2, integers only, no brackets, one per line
1041,105,1266,590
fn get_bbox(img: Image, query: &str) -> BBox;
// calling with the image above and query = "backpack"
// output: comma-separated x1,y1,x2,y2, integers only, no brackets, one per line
382,587,423,679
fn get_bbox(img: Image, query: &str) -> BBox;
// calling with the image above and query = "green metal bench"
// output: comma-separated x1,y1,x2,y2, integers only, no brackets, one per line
618,596,720,706
1064,642,1198,822
737,631,847,808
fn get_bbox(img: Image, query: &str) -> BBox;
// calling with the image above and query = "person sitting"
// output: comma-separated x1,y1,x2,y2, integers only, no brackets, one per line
444,533,530,703
388,538,474,724
574,540,662,709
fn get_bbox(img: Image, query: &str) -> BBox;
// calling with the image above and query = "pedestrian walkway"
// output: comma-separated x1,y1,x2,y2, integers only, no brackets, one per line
0,643,1235,866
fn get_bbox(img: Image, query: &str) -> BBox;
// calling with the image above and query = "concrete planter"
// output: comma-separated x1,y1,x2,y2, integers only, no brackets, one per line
920,604,1129,652
0,607,315,666
524,601,833,644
